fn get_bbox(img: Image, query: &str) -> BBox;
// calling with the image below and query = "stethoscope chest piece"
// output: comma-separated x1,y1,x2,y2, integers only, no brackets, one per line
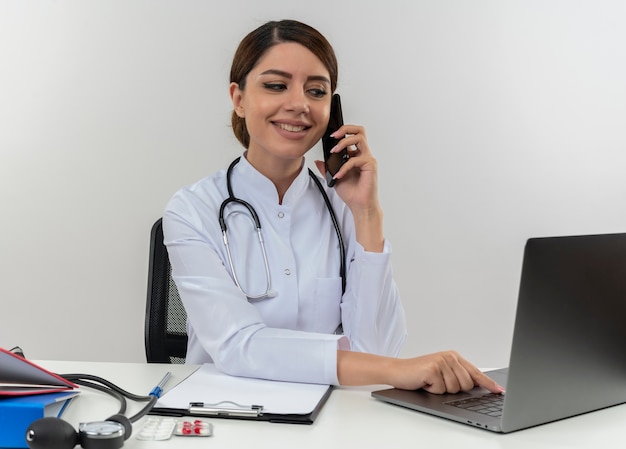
79,421,125,449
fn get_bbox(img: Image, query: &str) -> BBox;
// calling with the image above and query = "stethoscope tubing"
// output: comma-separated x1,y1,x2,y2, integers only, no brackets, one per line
219,157,346,299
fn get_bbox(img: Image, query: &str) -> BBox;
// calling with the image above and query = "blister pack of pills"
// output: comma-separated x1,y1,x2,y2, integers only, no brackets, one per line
136,417,177,441
137,417,214,441
174,419,213,437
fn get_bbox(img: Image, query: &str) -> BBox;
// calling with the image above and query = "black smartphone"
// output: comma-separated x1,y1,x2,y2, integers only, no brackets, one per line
322,93,349,187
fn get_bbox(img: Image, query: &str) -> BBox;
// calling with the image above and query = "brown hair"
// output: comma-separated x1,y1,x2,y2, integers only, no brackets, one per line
230,20,339,149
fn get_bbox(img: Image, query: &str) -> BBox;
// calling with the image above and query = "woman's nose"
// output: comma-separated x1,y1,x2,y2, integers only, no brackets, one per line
285,89,309,114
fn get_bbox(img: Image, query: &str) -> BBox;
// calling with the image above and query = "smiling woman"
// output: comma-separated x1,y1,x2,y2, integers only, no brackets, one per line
229,42,332,194
161,19,502,395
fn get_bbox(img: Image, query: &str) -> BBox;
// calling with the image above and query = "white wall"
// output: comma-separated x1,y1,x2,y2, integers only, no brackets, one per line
1,0,625,368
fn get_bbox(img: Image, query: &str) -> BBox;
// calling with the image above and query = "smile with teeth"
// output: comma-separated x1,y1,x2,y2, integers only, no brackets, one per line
277,122,308,132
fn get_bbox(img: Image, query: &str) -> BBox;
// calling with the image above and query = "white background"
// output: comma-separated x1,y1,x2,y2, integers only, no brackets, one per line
1,0,625,369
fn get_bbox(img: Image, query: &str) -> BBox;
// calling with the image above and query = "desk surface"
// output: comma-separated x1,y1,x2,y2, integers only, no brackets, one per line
36,360,626,449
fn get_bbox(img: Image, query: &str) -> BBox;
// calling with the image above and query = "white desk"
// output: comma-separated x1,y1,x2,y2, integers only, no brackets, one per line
36,360,626,449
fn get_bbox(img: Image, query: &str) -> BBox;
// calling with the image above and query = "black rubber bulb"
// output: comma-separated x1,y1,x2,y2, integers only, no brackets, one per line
25,417,79,449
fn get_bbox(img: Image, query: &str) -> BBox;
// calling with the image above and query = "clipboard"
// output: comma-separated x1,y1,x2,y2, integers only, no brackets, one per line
151,364,333,424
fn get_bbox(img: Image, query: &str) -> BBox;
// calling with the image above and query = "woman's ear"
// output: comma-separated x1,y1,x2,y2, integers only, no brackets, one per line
230,82,245,118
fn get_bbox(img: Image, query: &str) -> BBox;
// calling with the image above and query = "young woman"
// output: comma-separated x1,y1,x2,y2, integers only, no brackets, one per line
163,19,502,395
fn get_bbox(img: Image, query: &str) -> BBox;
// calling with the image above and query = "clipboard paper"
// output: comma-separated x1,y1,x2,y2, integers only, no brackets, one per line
152,364,333,424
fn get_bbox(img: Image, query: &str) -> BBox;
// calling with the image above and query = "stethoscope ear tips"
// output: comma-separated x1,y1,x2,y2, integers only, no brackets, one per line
247,289,278,302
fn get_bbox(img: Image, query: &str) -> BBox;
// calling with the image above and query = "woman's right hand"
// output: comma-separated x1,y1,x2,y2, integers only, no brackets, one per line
384,351,504,394
337,349,504,394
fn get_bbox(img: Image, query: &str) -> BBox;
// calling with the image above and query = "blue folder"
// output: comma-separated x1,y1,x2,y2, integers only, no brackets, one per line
0,390,79,448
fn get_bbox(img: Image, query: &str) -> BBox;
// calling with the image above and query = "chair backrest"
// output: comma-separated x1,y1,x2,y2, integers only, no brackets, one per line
145,218,188,363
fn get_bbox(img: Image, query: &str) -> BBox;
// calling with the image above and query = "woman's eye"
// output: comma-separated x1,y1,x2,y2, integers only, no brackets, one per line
263,83,286,91
308,88,327,98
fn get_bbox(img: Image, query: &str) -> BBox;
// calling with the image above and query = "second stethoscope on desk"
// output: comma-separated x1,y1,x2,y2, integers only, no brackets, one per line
218,156,346,301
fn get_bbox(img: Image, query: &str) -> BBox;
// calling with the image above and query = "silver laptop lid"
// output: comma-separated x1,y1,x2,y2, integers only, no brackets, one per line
372,232,626,433
501,232,626,432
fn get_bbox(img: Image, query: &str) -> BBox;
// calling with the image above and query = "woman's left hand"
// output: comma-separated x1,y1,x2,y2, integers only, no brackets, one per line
314,124,380,213
315,124,384,252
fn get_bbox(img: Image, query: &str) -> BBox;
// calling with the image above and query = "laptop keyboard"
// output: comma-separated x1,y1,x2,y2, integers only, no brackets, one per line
445,393,504,417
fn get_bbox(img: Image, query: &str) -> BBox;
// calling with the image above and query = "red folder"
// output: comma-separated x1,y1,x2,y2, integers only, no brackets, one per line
0,347,77,396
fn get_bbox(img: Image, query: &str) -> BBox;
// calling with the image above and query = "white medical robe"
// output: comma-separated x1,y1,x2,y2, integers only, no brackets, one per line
163,155,406,385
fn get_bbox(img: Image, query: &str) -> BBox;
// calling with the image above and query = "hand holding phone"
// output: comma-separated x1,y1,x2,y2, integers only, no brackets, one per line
322,94,349,187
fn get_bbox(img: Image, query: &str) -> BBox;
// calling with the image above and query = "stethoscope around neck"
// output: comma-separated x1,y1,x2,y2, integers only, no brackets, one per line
219,156,346,301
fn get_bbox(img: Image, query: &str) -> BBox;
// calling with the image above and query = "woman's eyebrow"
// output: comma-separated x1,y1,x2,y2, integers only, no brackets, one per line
259,69,330,84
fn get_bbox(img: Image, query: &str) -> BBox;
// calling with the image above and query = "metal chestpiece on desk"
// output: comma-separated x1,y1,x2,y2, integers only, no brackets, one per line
78,421,126,449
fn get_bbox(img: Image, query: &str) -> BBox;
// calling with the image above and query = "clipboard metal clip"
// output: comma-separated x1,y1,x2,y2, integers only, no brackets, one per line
188,401,264,418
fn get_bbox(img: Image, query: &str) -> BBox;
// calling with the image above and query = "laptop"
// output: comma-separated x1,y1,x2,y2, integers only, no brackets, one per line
372,232,626,433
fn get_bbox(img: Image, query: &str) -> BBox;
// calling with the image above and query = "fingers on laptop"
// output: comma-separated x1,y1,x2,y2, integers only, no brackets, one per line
457,355,505,394
419,351,505,395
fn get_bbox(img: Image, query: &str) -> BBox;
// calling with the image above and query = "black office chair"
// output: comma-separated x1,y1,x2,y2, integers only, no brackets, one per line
145,218,188,363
